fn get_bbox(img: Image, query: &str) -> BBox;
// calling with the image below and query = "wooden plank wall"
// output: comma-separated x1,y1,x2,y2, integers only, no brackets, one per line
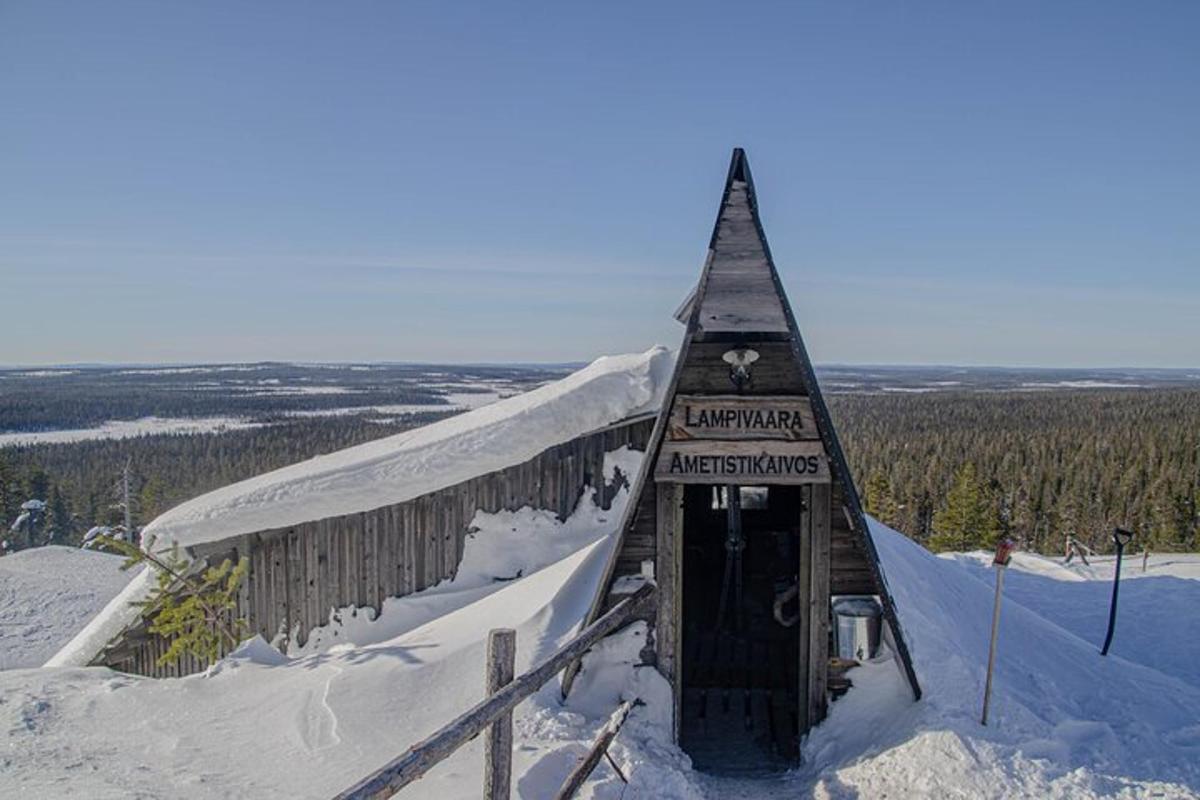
99,415,655,677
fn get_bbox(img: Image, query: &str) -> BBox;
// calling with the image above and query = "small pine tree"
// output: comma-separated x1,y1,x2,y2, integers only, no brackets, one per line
138,475,169,523
47,487,74,544
98,535,249,667
26,468,50,506
929,462,1001,552
0,455,18,525
864,470,899,527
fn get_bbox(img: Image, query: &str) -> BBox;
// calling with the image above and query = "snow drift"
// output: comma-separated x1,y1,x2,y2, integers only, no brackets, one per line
793,522,1200,799
47,347,674,668
0,546,138,670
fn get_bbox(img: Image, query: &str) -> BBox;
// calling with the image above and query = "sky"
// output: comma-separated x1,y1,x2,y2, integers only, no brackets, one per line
1,1,1197,367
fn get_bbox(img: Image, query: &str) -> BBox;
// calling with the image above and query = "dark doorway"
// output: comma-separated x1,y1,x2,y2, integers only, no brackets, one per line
679,484,803,773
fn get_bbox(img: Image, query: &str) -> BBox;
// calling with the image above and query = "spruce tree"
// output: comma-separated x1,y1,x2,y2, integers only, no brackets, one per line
864,470,898,527
47,487,74,544
928,462,1000,552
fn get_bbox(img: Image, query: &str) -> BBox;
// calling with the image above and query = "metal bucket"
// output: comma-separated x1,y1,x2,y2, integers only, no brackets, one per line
833,597,882,662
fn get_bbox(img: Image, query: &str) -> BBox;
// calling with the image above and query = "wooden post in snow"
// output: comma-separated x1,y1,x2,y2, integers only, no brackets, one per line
981,539,1015,726
484,628,516,800
333,583,654,800
553,699,637,800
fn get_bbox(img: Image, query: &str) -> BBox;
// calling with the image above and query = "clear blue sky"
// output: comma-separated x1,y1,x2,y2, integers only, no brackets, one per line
2,1,1197,367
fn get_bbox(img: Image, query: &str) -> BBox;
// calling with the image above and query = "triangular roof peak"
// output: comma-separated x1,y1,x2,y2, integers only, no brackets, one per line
677,148,790,335
728,146,750,183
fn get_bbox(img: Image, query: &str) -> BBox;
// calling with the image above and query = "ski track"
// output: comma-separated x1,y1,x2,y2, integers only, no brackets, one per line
295,662,343,754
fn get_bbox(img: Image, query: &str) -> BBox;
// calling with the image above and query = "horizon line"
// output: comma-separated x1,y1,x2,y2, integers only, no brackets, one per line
2,359,1198,373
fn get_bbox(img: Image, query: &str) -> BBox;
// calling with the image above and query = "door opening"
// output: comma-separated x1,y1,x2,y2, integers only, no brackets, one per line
679,484,804,773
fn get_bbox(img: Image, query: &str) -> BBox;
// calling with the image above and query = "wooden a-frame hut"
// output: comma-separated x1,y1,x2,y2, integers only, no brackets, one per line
569,148,921,771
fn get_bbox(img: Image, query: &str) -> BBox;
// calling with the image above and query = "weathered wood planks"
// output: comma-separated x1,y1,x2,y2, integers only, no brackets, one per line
654,482,683,730
98,414,655,677
807,482,832,727
694,180,790,334
484,628,516,800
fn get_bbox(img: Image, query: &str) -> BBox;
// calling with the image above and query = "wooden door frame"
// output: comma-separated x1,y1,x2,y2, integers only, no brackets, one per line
658,480,831,745
653,480,684,741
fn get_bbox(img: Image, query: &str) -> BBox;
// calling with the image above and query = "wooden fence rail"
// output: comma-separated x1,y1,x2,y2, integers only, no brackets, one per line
333,581,656,800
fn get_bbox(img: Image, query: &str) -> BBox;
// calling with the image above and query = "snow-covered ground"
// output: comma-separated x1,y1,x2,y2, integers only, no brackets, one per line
0,391,510,448
0,546,139,670
0,416,264,448
5,508,1199,798
944,550,1200,692
284,390,506,419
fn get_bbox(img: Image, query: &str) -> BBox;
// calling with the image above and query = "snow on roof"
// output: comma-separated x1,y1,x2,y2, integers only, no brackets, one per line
47,347,674,668
144,346,674,550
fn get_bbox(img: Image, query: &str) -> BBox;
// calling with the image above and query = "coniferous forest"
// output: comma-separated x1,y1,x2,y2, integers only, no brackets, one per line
1,381,1197,557
833,389,1200,555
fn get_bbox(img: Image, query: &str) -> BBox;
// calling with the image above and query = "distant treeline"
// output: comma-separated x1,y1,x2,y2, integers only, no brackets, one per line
0,385,450,431
0,413,451,548
0,362,554,431
829,389,1200,554
2,390,1197,555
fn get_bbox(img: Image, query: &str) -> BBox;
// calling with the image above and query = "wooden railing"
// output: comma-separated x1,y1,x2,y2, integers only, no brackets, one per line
334,581,656,800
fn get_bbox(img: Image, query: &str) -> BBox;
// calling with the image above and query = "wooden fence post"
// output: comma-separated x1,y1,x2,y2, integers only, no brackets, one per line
981,539,1015,725
485,629,516,800
332,583,655,800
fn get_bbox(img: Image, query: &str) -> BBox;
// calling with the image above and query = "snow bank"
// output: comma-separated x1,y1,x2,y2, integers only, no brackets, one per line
7,469,640,799
47,348,672,668
0,546,139,670
797,521,1200,798
946,548,1200,691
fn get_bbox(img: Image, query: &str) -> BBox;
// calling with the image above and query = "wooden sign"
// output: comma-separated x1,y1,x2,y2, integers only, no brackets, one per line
655,440,830,484
668,395,818,441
